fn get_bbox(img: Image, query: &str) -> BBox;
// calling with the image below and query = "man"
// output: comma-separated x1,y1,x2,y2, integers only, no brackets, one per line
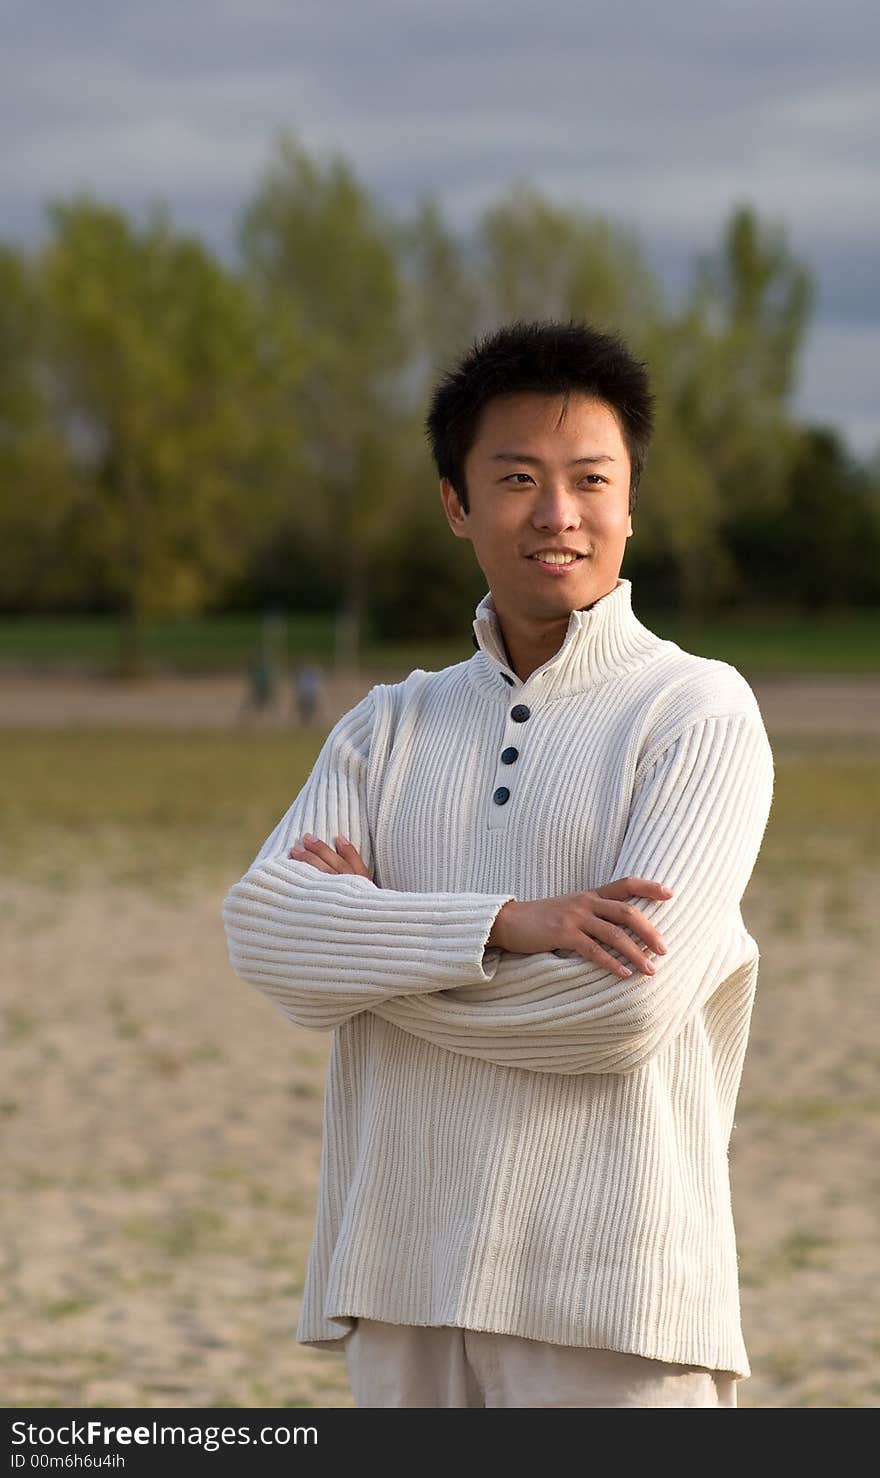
222,319,775,1408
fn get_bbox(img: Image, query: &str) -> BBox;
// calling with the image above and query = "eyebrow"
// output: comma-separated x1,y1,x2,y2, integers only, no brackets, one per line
489,452,617,465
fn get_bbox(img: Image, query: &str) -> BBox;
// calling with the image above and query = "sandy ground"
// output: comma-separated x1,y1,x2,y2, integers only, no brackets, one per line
2,677,879,1409
2,670,880,739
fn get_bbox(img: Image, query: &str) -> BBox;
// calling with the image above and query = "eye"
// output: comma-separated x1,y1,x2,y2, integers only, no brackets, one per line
581,474,607,486
503,472,534,485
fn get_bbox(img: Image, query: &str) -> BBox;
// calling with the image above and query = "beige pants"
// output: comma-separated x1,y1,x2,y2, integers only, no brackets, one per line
343,1317,738,1408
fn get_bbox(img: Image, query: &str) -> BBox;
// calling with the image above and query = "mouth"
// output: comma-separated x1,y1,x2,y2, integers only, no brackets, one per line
526,552,588,573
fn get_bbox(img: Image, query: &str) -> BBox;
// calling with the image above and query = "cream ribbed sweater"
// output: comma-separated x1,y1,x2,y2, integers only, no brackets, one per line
222,577,774,1378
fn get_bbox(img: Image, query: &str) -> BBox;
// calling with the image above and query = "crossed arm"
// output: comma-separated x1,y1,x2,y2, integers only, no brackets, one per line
289,833,672,981
222,689,774,1074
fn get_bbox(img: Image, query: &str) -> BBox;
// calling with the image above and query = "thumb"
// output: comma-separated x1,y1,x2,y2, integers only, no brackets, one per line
594,876,674,900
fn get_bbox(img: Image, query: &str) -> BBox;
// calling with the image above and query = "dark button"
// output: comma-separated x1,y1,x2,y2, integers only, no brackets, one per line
501,672,514,685
510,704,531,722
501,746,519,764
493,786,510,805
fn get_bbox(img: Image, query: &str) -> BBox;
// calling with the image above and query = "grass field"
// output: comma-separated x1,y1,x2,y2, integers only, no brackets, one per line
1,605,880,674
2,722,879,1408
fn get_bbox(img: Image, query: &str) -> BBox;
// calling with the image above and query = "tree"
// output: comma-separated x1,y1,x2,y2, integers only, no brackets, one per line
660,204,814,613
725,425,880,609
472,181,662,343
38,197,279,668
372,184,670,635
0,245,75,609
393,194,482,384
239,131,413,668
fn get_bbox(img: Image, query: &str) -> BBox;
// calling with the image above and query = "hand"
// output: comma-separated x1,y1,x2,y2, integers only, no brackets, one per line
288,832,375,882
487,876,674,979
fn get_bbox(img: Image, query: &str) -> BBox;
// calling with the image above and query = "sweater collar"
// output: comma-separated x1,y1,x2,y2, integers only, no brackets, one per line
468,577,661,700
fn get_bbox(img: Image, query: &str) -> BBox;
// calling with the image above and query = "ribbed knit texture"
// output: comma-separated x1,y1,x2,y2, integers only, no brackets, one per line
222,577,775,1378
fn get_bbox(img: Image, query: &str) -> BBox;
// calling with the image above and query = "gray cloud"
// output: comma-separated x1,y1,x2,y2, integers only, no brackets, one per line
2,0,877,452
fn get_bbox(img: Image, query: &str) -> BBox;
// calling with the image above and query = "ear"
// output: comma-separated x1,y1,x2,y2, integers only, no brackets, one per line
439,478,470,540
626,513,633,538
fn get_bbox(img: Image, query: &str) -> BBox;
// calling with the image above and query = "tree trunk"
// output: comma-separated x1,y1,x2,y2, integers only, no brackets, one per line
116,453,147,677
679,543,707,623
335,549,367,673
116,597,144,677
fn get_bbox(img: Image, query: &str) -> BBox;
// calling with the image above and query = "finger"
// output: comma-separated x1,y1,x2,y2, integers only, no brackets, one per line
596,877,674,901
592,899,667,955
581,916,658,974
333,835,370,876
570,932,634,979
288,846,335,872
300,834,350,873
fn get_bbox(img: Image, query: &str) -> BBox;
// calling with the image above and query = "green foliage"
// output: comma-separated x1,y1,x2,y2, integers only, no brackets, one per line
639,206,815,613
0,245,76,604
239,132,414,663
723,425,880,608
0,138,878,643
473,181,662,342
21,198,290,662
393,195,482,382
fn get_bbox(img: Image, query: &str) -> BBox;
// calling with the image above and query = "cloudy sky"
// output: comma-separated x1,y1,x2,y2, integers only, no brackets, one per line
3,0,877,454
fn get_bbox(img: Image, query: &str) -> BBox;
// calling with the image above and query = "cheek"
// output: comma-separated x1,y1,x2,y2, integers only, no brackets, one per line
473,511,516,551
592,502,631,536
606,499,633,535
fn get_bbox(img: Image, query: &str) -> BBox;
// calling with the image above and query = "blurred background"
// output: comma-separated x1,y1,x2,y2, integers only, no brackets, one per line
1,1,878,1410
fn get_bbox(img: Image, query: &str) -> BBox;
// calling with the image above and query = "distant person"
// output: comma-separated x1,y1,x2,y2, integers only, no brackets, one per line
223,319,775,1408
238,650,275,721
292,661,325,726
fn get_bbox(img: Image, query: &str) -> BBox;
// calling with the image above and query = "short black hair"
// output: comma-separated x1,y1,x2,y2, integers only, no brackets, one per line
425,318,654,514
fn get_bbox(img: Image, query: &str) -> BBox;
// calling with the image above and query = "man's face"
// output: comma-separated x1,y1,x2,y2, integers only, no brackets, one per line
440,391,634,622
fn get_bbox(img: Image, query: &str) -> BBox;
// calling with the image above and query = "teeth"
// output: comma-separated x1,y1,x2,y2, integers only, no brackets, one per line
531,552,579,564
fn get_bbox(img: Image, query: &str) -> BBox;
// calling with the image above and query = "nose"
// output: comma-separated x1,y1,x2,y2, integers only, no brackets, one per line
530,479,582,533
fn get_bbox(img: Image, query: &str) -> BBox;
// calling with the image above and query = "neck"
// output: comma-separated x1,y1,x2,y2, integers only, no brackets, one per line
470,577,661,700
493,582,621,681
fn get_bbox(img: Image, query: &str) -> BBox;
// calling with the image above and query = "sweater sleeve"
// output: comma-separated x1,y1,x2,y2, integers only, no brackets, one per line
221,686,515,1032
369,707,774,1074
